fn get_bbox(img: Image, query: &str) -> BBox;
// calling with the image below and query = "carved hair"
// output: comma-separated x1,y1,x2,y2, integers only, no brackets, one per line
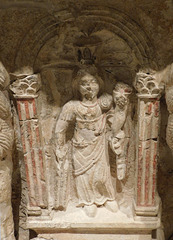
0,92,11,120
72,66,104,99
0,62,10,90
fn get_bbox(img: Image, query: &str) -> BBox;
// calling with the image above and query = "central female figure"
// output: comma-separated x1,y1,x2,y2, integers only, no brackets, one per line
55,68,117,217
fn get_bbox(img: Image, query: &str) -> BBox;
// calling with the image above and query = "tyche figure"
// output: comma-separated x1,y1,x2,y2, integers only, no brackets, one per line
55,67,132,217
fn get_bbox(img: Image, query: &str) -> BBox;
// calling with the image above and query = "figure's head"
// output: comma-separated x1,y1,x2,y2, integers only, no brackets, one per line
79,73,99,100
72,67,104,100
113,82,132,108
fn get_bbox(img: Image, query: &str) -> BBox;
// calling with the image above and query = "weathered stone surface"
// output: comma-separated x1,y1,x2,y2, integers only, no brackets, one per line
0,62,15,240
0,1,172,239
37,233,152,240
10,70,47,212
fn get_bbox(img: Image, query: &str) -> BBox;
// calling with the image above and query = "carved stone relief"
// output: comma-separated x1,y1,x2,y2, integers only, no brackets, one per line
156,64,173,156
0,62,15,240
4,6,168,240
10,70,47,216
10,34,163,240
134,69,164,216
53,67,132,217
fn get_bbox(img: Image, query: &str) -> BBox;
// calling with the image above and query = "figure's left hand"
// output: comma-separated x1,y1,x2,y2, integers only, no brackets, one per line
109,136,121,154
109,132,125,155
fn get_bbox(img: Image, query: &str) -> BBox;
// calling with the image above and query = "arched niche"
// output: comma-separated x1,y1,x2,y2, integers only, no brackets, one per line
12,2,161,215
14,6,158,72
13,6,158,141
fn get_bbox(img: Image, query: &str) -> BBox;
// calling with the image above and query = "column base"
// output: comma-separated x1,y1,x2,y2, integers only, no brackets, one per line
27,206,42,216
134,199,160,217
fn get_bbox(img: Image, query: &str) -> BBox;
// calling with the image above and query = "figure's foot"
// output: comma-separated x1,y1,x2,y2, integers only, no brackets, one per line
84,204,97,217
104,200,118,213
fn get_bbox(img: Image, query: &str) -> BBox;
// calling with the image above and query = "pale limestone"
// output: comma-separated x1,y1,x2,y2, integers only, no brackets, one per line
0,2,172,239
9,65,164,239
0,62,15,240
37,233,152,240
54,68,131,217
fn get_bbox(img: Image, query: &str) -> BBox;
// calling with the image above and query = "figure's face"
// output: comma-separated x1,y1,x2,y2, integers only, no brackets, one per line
113,91,127,109
79,74,99,100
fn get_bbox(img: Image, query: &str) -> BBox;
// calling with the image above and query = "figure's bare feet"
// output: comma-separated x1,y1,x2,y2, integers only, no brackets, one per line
84,204,97,217
104,200,118,213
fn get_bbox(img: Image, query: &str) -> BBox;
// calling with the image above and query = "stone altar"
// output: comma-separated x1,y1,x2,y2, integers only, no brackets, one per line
1,2,173,239
9,64,163,240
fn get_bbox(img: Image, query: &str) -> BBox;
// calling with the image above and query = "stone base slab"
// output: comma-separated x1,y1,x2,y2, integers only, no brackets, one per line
28,206,160,231
28,208,160,239
37,233,152,240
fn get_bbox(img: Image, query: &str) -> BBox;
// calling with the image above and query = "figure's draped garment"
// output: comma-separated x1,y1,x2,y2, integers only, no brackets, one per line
56,100,115,206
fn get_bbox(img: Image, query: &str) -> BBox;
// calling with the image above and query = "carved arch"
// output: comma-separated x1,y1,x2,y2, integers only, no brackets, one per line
14,6,158,71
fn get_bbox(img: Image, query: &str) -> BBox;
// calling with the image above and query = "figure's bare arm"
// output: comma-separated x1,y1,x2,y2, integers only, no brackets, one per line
110,83,132,180
112,104,128,137
111,82,132,136
55,101,75,161
55,119,69,147
55,119,70,163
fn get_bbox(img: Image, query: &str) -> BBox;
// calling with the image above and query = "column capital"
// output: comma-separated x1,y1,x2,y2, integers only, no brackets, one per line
10,73,41,99
134,69,164,98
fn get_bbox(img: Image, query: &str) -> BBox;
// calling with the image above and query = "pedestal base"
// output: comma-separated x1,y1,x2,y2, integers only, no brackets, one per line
37,233,152,240
28,205,161,240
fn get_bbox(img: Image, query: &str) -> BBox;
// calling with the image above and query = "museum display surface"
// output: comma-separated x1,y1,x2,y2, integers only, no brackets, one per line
0,1,173,239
